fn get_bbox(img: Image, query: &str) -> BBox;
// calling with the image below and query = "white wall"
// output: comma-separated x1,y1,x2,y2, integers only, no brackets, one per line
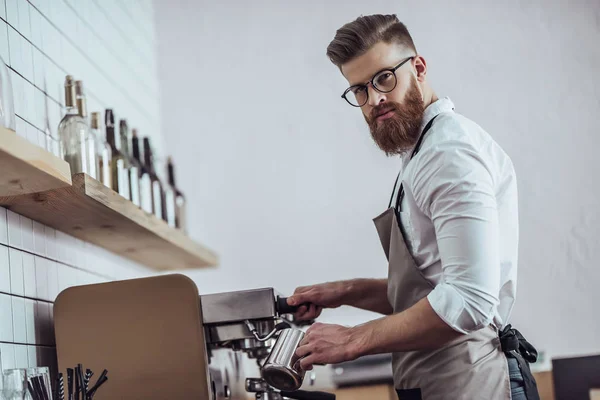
155,0,600,366
0,0,158,379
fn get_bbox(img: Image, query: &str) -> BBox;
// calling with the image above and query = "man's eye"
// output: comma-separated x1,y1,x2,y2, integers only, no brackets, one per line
352,86,367,94
376,72,393,84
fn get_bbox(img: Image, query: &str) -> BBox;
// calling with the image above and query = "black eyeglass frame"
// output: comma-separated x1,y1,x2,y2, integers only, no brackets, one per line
341,56,415,107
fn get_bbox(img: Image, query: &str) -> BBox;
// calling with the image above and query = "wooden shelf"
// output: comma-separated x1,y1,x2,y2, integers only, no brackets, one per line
0,173,219,271
0,126,72,196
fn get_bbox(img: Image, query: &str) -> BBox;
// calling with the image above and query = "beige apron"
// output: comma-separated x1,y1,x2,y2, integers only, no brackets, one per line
372,117,511,400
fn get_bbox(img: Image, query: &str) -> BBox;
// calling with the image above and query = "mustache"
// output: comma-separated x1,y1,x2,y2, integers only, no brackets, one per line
369,102,401,121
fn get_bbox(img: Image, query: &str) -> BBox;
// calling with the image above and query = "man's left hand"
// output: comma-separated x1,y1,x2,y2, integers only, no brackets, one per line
295,322,362,370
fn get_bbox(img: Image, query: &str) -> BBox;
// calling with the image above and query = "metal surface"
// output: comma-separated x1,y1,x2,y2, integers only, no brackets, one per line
201,288,277,324
206,320,276,345
261,329,306,391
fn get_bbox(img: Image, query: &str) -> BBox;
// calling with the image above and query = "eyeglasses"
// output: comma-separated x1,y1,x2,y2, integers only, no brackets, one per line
341,56,415,107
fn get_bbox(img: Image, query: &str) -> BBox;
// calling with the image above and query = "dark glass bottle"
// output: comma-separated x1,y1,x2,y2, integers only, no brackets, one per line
132,130,153,214
120,120,140,207
105,110,130,199
167,157,187,233
143,138,164,221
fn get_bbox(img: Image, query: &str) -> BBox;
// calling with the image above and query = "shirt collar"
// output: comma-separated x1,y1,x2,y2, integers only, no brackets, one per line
420,96,455,132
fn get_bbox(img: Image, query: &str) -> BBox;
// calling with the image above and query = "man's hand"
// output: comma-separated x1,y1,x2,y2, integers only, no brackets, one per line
287,281,351,321
295,323,363,370
287,279,393,320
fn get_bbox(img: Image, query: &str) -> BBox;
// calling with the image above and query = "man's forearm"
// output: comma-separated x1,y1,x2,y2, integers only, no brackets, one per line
343,278,393,315
350,297,462,356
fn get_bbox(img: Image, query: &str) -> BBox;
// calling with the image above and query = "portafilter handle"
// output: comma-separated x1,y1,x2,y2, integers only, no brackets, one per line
280,390,336,400
276,297,315,327
276,296,301,314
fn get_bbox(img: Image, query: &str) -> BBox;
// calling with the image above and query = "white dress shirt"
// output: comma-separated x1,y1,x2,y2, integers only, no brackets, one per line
391,97,518,334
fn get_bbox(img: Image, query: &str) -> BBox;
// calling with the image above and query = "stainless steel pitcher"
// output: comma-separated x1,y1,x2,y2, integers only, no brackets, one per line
261,328,306,391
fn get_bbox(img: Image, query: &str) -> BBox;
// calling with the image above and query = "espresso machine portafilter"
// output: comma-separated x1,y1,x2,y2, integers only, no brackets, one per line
200,288,335,400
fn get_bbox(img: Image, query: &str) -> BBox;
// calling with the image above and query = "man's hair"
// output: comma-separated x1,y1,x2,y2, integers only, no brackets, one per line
326,14,417,69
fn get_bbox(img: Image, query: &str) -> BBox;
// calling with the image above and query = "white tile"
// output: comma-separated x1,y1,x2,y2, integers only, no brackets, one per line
17,0,30,40
48,303,54,346
15,115,26,138
44,226,56,259
54,230,67,263
37,128,46,148
0,293,13,341
9,247,24,296
26,123,38,145
34,256,49,301
20,215,34,252
7,209,22,248
0,245,9,293
0,0,5,20
47,260,58,301
27,345,37,367
36,88,46,129
11,296,26,343
33,221,45,256
22,252,36,298
7,26,21,71
5,0,18,29
57,262,77,292
0,207,7,245
0,343,16,370
24,299,35,344
14,344,28,368
0,21,9,65
29,5,42,49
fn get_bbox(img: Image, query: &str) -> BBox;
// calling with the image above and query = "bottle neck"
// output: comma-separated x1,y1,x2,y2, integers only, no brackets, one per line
132,137,142,162
107,127,119,150
168,162,176,187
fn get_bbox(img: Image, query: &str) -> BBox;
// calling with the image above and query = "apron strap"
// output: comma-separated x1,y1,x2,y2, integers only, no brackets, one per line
500,324,541,400
389,115,439,211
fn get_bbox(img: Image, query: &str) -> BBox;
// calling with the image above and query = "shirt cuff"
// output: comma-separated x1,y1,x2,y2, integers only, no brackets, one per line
427,283,493,334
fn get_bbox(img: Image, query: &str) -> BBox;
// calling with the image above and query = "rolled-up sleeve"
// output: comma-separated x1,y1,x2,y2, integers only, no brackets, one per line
411,139,501,334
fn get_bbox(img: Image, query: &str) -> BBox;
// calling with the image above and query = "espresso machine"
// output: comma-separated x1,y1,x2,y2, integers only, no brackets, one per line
201,288,335,400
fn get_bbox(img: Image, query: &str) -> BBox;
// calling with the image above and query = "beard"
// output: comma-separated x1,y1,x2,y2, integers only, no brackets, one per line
364,76,425,156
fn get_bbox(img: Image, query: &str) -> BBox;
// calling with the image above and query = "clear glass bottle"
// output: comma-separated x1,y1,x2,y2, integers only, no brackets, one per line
143,138,164,221
106,109,130,199
57,76,97,178
0,55,15,131
167,157,187,233
132,130,153,214
91,112,112,189
75,80,98,179
120,120,141,207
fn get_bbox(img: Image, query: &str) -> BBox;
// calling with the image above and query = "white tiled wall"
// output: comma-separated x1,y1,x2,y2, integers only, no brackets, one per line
0,0,159,381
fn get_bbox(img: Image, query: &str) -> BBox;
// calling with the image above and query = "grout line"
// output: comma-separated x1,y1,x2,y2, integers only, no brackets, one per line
16,113,43,134
0,290,54,305
96,0,154,66
60,0,156,95
23,2,158,124
7,64,62,107
0,341,56,348
0,243,114,281
114,0,154,48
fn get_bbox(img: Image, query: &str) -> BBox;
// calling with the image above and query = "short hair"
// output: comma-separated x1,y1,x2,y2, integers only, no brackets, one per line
326,14,417,68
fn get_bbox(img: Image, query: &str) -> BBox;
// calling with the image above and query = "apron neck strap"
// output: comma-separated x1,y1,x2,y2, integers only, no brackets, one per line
388,115,439,210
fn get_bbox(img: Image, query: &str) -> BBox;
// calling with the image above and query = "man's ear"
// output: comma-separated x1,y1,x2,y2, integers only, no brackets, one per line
414,55,427,83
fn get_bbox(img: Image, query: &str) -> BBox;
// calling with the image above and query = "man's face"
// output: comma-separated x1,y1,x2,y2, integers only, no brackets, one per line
341,42,426,156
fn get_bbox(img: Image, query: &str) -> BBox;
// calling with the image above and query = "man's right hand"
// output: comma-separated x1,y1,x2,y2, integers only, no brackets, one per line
287,279,393,320
287,281,351,321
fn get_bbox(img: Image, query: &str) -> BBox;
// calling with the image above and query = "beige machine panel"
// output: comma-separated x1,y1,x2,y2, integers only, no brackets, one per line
54,274,210,400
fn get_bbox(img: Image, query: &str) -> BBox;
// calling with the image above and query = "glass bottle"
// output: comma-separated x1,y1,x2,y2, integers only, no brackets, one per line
132,130,153,214
167,157,187,232
57,76,96,178
91,112,112,189
106,109,130,199
143,138,164,220
119,119,141,207
75,80,98,179
0,55,15,130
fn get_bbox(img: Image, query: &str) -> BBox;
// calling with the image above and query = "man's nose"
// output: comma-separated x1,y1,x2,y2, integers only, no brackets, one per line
367,84,386,107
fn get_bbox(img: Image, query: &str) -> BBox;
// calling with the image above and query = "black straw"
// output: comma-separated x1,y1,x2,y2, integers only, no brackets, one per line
28,380,38,400
66,369,74,400
86,375,108,399
78,364,86,400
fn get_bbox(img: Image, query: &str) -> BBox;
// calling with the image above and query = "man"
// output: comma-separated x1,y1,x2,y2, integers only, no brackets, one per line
288,14,539,400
